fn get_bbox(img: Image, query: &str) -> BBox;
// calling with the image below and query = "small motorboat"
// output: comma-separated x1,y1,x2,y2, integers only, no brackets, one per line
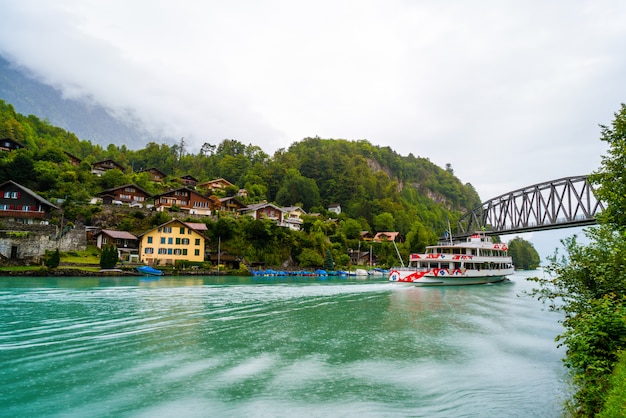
136,265,163,276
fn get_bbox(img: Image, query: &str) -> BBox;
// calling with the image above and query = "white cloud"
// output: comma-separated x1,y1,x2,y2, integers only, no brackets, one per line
0,0,625,201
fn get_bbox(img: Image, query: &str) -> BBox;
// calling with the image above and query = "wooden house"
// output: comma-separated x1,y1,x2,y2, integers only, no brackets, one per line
153,188,216,215
197,178,235,193
97,184,152,206
372,232,400,242
95,229,139,261
360,231,374,241
63,151,82,166
0,138,25,152
241,202,286,225
139,167,167,183
0,180,58,224
218,196,246,215
179,175,199,187
91,159,125,176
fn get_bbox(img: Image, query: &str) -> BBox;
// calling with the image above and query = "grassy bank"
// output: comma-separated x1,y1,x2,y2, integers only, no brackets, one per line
597,352,626,417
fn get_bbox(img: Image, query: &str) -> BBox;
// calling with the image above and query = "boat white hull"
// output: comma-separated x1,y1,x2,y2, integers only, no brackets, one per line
389,268,511,286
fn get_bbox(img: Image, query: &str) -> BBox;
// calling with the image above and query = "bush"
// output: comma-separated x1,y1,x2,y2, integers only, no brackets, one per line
44,249,60,269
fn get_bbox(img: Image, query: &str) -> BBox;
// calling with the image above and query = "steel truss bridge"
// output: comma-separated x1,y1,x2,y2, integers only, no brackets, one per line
456,175,605,238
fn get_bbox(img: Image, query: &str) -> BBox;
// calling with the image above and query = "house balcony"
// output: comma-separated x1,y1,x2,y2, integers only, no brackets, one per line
0,210,46,218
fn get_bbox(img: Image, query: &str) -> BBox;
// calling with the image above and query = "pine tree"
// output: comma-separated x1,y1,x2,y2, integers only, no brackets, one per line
100,245,119,269
323,249,334,271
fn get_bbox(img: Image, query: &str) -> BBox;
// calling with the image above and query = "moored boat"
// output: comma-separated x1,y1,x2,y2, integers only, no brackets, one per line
389,232,514,286
137,265,163,276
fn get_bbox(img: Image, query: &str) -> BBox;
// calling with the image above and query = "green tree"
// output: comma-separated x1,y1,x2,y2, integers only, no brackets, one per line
100,244,119,269
506,237,540,270
373,212,395,232
275,169,321,211
405,221,437,253
339,218,363,240
298,248,323,267
590,103,626,231
529,104,626,416
44,249,60,268
323,249,334,271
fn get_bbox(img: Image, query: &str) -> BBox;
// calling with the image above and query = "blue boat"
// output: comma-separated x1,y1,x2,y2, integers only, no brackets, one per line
137,266,163,276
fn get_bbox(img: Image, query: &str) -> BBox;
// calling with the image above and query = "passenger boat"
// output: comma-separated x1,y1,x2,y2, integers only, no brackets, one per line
136,265,163,276
389,232,514,286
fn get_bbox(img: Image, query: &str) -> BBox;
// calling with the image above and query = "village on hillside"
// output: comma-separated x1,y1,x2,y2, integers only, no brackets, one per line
0,137,399,271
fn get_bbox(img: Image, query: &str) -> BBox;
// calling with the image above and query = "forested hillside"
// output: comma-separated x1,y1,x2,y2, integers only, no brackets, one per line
0,98,481,267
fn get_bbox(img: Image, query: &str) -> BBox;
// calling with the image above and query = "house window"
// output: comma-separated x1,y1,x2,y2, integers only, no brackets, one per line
194,249,200,256
176,238,181,245
103,237,109,244
195,239,200,245
167,248,173,255
182,249,188,256
168,238,173,245
147,237,153,244
174,249,182,255
180,227,185,234
158,248,167,254
0,204,8,210
22,206,30,211
182,238,190,245
125,187,135,192
144,248,154,254
160,237,166,244
5,191,19,199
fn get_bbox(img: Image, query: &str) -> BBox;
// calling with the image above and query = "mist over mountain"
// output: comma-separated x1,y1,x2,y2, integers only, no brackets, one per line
0,55,156,147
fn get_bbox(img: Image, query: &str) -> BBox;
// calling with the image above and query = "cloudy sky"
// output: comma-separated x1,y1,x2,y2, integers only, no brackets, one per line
1,0,625,209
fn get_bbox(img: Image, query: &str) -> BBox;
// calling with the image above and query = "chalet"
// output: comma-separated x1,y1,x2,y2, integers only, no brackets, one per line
281,206,307,231
209,251,240,269
349,249,376,266
237,189,248,198
198,178,235,192
328,203,341,215
0,138,25,152
0,180,58,224
138,219,207,266
153,188,216,215
95,229,139,261
241,202,285,225
360,231,374,241
139,167,167,183
218,196,246,215
179,175,198,187
64,151,82,166
91,159,125,176
373,232,400,242
98,184,152,206
95,229,138,249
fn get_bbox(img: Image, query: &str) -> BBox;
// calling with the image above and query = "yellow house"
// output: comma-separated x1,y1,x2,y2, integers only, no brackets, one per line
138,219,207,265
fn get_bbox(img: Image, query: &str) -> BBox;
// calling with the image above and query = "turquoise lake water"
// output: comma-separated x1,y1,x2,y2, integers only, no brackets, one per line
0,271,568,417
